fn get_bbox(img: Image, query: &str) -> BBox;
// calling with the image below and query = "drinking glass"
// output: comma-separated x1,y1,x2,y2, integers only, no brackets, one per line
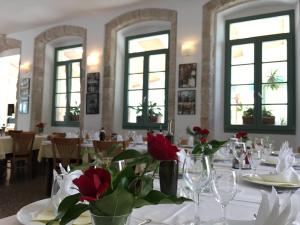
232,142,246,173
249,149,262,174
183,154,211,225
212,170,237,225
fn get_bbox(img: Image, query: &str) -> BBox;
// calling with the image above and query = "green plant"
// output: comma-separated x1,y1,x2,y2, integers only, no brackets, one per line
243,108,254,117
148,102,162,118
265,69,283,90
69,106,80,116
262,107,273,117
129,103,143,116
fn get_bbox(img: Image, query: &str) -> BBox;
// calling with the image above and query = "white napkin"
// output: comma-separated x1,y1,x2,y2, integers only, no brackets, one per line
133,134,143,144
117,134,123,141
255,187,298,225
187,136,194,147
176,148,187,164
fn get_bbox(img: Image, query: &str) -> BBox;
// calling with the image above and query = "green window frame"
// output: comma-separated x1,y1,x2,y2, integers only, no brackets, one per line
224,10,295,134
52,44,82,127
123,30,170,130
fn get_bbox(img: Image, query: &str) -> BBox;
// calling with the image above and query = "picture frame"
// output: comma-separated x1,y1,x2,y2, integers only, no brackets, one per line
87,72,100,93
178,90,196,115
86,93,99,114
19,97,29,114
178,63,197,88
19,78,30,97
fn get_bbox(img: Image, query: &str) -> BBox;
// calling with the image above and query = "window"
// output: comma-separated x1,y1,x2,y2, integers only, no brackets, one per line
123,31,169,129
52,45,83,126
224,10,295,133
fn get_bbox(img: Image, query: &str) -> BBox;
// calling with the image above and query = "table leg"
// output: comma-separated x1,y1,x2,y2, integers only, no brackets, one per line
46,159,53,197
0,159,4,184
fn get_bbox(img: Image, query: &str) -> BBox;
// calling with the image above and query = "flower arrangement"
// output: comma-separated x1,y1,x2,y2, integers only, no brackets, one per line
49,133,187,225
187,126,226,155
36,122,45,129
235,131,248,142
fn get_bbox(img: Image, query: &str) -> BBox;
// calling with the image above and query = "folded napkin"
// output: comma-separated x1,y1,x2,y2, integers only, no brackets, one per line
117,134,123,141
177,148,187,164
255,187,299,225
133,134,143,144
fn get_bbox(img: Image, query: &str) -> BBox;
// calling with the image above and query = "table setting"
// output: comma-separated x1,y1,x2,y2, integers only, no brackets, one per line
3,127,300,225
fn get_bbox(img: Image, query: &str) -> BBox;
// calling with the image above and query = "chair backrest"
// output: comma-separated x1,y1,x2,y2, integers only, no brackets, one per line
8,130,23,136
51,137,81,168
11,132,35,157
93,140,125,157
47,132,66,140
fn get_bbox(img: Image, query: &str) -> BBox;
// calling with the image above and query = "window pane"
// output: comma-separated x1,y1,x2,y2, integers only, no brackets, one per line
128,74,143,90
129,57,144,74
231,44,254,65
57,66,66,79
149,54,166,72
231,105,254,125
262,105,287,126
149,72,165,89
55,108,66,121
262,40,287,62
128,90,142,106
231,65,254,85
230,15,290,40
71,78,80,92
128,107,141,123
129,33,169,53
231,85,254,105
262,83,287,104
70,93,80,107
57,46,83,61
262,62,287,83
56,80,66,93
72,62,81,77
148,89,165,106
56,94,67,107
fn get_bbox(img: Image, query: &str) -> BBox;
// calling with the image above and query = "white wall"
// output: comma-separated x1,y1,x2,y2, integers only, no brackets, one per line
7,0,300,149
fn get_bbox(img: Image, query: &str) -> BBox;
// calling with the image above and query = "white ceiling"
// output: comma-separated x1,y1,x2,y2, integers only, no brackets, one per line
0,0,145,34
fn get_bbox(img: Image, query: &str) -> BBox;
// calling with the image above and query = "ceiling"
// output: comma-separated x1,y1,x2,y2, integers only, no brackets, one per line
0,0,145,34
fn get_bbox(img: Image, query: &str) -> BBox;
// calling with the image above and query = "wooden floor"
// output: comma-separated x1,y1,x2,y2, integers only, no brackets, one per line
0,162,48,218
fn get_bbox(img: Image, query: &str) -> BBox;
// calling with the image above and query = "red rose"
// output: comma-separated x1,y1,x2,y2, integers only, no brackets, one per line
193,126,202,134
236,131,248,139
200,137,207,144
147,134,179,161
200,129,209,136
73,167,111,202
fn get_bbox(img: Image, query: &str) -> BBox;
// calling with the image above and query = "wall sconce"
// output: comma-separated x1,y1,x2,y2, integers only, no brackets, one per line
87,52,100,73
181,41,196,56
20,62,31,74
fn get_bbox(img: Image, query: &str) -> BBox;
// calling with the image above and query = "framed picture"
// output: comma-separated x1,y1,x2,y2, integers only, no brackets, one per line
178,63,197,88
19,97,29,114
178,90,196,115
86,93,99,114
19,78,30,97
87,72,100,93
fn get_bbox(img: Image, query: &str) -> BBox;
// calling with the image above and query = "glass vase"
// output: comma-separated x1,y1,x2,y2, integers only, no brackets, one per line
159,160,178,196
91,213,131,225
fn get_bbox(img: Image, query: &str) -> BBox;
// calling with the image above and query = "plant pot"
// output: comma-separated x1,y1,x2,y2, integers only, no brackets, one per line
91,213,131,225
159,160,178,196
242,116,254,125
262,116,275,125
69,115,80,121
136,116,143,123
149,116,158,123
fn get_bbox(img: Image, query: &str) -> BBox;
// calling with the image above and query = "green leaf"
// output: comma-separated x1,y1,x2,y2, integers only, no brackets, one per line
94,187,134,216
186,126,195,136
192,145,202,154
57,194,80,219
134,190,190,208
112,166,135,190
113,150,144,161
60,203,89,225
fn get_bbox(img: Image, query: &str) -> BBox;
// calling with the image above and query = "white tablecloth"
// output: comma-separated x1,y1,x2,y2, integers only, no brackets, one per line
1,161,299,225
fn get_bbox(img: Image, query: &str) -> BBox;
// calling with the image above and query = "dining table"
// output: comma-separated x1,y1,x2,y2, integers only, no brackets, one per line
1,156,300,225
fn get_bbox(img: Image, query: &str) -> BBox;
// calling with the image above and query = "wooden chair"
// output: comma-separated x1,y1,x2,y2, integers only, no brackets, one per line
92,140,125,158
47,132,66,140
7,130,23,136
51,137,81,169
10,132,35,178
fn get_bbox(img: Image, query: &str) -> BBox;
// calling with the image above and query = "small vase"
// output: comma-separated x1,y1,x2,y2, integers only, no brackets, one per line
91,213,131,225
38,127,43,134
159,160,178,196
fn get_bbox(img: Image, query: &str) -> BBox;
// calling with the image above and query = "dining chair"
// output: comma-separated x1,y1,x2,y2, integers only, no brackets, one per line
51,137,81,170
92,140,125,158
47,132,66,140
7,130,23,136
10,132,35,179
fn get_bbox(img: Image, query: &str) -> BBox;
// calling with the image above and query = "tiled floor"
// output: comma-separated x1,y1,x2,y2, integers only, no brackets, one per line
0,163,48,218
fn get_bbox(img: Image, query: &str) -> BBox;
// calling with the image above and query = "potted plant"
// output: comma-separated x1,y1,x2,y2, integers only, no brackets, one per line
129,104,143,123
69,106,80,121
148,102,162,123
262,107,275,125
242,108,254,124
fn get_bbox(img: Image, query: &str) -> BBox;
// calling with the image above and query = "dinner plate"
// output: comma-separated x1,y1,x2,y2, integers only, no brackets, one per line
261,158,300,167
17,199,50,225
242,174,300,188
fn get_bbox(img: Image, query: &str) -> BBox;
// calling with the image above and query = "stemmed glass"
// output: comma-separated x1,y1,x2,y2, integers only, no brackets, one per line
183,154,211,225
232,142,246,173
211,170,237,225
249,149,262,175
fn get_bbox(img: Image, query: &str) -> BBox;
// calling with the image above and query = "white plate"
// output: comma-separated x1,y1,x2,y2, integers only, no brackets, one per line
203,220,254,225
17,199,50,225
261,158,300,167
242,174,300,188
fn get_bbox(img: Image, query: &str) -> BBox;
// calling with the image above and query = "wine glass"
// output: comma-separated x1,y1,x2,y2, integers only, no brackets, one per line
211,170,237,225
232,142,246,173
183,154,211,225
249,149,262,175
